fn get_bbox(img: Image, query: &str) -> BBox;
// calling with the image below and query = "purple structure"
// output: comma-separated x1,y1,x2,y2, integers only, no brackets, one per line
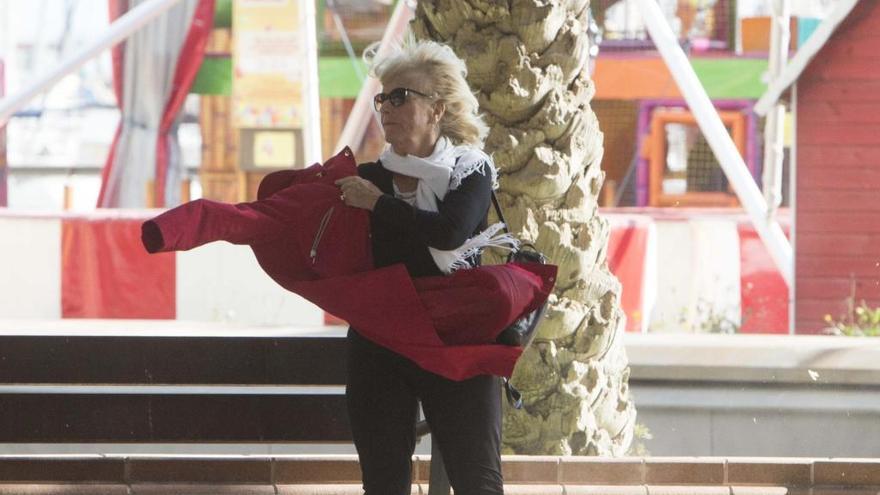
634,99,761,206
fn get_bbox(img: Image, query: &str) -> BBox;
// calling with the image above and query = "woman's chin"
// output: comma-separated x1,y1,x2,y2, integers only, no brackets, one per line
387,141,412,155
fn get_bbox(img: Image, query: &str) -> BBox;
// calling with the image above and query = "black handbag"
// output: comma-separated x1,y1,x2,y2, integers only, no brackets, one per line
488,192,551,408
494,241,549,347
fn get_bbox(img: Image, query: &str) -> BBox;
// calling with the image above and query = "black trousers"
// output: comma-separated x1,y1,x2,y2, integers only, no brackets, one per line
345,329,504,495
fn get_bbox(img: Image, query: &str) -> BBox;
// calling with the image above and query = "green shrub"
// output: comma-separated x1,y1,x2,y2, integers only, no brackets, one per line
824,299,880,337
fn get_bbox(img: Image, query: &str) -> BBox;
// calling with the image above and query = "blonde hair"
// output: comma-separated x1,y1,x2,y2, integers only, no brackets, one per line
370,38,488,147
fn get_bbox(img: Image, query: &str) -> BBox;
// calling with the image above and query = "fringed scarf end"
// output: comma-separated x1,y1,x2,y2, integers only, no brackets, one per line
442,222,520,273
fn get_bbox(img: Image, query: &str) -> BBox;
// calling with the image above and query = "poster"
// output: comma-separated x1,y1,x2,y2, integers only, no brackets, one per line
253,130,297,167
233,0,307,129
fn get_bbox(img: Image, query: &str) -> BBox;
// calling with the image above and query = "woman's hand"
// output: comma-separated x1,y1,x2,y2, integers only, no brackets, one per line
335,176,383,211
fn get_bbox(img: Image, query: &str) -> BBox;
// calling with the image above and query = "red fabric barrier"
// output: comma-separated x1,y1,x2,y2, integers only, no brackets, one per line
607,222,650,332
738,224,789,333
62,218,175,319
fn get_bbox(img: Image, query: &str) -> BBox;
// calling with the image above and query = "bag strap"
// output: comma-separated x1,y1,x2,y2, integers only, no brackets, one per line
452,151,508,236
490,191,510,236
502,377,523,409
492,193,524,409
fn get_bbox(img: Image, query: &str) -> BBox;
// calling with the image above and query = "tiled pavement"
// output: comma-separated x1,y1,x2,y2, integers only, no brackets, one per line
0,456,878,494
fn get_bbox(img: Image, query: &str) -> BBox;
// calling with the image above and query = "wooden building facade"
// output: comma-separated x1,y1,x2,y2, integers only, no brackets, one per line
793,0,880,333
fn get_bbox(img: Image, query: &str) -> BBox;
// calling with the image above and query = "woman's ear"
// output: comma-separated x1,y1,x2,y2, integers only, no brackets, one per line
432,101,446,124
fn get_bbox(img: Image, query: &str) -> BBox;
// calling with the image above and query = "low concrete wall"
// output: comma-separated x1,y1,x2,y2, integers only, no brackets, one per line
625,333,880,457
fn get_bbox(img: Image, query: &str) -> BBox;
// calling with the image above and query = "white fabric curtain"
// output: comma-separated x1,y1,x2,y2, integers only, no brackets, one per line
102,0,198,208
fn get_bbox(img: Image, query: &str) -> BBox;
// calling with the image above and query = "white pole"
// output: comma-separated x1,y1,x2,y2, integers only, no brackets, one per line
788,82,798,335
0,0,185,125
333,0,414,154
762,0,791,217
634,0,793,287
303,0,322,164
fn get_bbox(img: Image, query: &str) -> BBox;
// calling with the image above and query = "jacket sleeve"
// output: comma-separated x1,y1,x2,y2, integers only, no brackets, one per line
370,165,493,251
142,197,294,253
357,161,390,191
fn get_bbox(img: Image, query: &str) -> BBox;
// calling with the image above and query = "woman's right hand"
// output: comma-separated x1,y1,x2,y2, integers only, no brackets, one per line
335,176,383,211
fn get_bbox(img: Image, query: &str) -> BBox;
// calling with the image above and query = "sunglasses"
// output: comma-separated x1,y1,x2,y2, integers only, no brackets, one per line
373,87,434,112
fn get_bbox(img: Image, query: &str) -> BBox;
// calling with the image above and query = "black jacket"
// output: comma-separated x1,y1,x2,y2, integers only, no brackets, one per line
358,160,492,278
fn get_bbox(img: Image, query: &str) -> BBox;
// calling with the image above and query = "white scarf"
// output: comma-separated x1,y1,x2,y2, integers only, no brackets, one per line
379,137,518,273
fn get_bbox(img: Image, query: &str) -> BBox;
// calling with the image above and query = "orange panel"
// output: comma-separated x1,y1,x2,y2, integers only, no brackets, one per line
740,17,798,52
648,115,666,207
647,109,746,207
593,58,683,100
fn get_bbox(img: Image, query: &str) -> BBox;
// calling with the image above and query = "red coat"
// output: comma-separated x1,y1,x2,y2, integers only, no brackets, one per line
143,148,557,380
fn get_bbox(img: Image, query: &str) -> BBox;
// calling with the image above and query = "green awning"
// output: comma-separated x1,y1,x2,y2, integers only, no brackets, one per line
691,58,769,99
190,57,232,96
214,0,232,28
191,52,767,100
190,55,369,98
319,56,369,98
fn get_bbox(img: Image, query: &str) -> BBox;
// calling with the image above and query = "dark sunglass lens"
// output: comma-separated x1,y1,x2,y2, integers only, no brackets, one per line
389,88,408,107
373,93,385,111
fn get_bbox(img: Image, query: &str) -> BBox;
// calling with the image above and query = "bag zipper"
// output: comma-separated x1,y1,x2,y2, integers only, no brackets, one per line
310,206,334,264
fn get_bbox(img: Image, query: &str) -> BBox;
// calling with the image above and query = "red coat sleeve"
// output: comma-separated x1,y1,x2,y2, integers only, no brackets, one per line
142,197,296,253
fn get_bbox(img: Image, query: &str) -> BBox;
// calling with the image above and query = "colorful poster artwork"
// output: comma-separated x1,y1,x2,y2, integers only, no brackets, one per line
233,0,306,128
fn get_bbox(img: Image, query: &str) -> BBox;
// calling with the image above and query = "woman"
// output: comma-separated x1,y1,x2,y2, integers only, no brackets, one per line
142,38,554,494
335,40,506,495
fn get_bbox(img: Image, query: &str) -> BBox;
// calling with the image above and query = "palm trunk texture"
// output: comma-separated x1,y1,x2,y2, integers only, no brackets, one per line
413,0,637,455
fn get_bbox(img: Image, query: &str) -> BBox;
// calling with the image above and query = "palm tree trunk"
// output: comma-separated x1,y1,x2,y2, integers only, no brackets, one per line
413,0,636,455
